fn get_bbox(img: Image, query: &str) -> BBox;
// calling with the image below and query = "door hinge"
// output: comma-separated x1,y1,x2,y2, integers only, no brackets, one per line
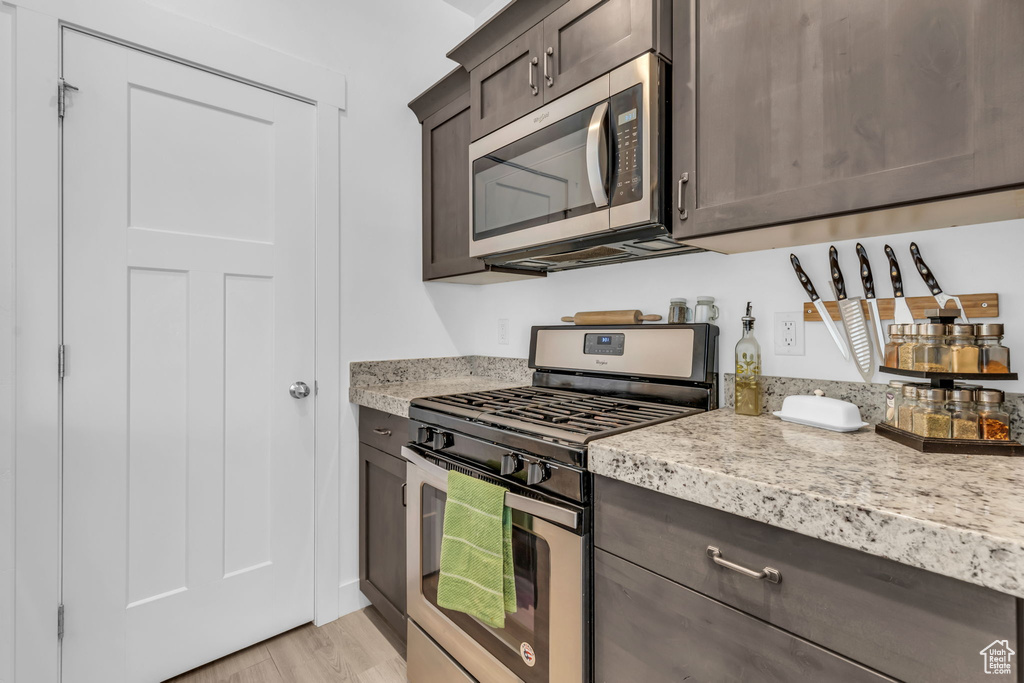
57,604,64,641
57,78,79,120
58,344,66,380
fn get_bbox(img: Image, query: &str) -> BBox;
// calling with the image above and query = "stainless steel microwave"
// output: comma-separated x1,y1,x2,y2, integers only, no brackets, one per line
468,53,698,271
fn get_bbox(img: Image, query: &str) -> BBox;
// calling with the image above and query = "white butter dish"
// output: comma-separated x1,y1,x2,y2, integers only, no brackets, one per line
772,392,868,433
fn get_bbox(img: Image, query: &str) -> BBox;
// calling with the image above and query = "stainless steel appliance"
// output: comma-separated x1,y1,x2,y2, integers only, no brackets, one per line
405,323,719,683
468,53,700,272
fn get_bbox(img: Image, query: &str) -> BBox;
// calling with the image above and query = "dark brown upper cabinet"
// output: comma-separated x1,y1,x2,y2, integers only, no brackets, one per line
410,68,544,284
467,0,669,141
469,25,546,141
542,0,670,102
671,0,1024,248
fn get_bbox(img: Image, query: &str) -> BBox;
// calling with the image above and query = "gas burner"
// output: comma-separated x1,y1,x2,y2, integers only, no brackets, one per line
414,386,702,445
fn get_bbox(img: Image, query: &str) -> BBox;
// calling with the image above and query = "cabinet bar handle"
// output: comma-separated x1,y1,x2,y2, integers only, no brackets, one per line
677,172,689,220
402,483,407,508
373,427,392,436
528,56,539,96
706,546,781,584
544,47,554,87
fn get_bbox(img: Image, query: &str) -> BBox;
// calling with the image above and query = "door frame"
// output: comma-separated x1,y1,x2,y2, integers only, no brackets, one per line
7,2,346,681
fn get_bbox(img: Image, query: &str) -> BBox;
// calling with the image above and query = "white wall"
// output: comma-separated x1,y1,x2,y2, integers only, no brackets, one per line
0,7,15,682
433,220,1023,393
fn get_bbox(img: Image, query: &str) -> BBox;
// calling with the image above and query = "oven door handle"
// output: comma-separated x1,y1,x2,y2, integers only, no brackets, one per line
402,446,580,530
586,101,610,209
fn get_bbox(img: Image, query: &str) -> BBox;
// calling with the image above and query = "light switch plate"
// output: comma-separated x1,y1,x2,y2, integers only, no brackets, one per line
774,311,804,356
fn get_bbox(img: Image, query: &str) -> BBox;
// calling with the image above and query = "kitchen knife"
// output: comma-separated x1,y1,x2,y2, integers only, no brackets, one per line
884,244,915,325
790,254,850,361
908,242,970,323
830,246,874,383
855,243,887,356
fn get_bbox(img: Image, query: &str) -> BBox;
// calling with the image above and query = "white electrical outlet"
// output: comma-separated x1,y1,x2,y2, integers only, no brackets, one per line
498,318,510,345
774,312,805,356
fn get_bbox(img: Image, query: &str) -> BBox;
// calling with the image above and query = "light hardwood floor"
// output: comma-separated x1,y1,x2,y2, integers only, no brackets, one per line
166,607,407,683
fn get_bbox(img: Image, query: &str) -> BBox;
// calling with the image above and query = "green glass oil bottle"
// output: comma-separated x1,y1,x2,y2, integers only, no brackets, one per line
734,302,762,416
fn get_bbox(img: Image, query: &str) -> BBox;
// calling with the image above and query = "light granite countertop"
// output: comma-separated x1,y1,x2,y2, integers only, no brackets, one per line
590,410,1024,598
349,376,527,418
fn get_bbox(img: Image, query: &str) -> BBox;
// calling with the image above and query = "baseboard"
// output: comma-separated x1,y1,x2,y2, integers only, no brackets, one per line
338,578,371,618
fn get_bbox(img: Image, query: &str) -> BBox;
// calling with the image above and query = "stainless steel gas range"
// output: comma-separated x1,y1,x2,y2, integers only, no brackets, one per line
404,324,719,683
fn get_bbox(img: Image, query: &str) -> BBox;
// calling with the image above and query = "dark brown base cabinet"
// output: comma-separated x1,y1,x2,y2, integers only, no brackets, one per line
671,0,1024,250
594,475,1021,683
358,408,410,642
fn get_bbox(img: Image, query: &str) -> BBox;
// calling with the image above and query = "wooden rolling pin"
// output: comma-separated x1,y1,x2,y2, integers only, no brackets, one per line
561,310,663,325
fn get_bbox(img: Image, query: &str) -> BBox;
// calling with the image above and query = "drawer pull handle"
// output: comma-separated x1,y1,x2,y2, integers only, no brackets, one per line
373,428,392,436
706,546,781,584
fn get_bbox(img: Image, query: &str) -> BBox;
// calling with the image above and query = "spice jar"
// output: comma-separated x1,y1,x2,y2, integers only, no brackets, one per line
897,384,920,431
883,380,906,426
913,388,951,438
977,389,1011,441
947,324,980,374
898,324,919,370
947,388,980,440
913,324,952,373
883,324,903,368
668,298,690,324
978,324,1011,373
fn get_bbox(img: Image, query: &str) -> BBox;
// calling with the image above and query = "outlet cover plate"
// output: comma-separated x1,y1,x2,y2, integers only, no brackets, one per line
774,311,805,356
498,318,510,345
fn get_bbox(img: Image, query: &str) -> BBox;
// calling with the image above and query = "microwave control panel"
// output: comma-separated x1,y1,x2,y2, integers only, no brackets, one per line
610,84,643,207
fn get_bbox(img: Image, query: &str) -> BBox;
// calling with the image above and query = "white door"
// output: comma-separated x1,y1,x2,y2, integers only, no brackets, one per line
61,30,317,683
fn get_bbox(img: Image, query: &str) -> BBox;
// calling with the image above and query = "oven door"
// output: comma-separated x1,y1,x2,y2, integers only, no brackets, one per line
404,446,586,683
469,53,658,260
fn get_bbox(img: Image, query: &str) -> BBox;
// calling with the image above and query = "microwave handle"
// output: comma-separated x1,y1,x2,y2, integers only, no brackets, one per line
586,101,610,209
402,446,580,530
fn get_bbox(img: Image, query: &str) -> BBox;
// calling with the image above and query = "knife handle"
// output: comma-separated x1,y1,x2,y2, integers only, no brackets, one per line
909,242,942,296
828,246,847,300
884,244,905,298
790,254,819,302
855,243,875,299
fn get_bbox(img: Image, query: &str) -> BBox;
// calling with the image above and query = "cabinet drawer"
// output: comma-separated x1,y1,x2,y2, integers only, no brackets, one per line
358,406,411,458
595,475,1018,683
595,549,892,682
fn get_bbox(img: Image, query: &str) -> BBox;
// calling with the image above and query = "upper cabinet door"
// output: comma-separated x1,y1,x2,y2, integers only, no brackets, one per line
673,0,1024,240
542,0,662,101
470,24,545,140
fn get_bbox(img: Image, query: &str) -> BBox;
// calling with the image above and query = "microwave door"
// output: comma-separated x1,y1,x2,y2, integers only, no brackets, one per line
469,83,614,258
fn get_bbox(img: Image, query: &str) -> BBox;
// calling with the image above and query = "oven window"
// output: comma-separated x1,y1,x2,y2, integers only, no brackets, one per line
421,484,551,683
473,101,609,241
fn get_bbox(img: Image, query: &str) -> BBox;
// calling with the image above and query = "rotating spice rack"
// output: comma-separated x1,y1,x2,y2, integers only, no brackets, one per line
874,309,1023,456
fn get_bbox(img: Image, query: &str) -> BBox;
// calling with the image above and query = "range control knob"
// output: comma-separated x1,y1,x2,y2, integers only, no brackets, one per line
500,453,524,476
416,426,433,445
526,462,551,486
432,431,453,450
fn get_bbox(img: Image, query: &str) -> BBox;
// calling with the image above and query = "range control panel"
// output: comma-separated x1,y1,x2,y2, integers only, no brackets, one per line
610,84,643,207
584,333,625,356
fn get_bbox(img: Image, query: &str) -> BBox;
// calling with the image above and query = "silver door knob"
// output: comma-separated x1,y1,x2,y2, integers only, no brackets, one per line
289,381,311,399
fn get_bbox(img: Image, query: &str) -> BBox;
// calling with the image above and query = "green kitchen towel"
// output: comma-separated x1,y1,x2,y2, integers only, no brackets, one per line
436,470,516,629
